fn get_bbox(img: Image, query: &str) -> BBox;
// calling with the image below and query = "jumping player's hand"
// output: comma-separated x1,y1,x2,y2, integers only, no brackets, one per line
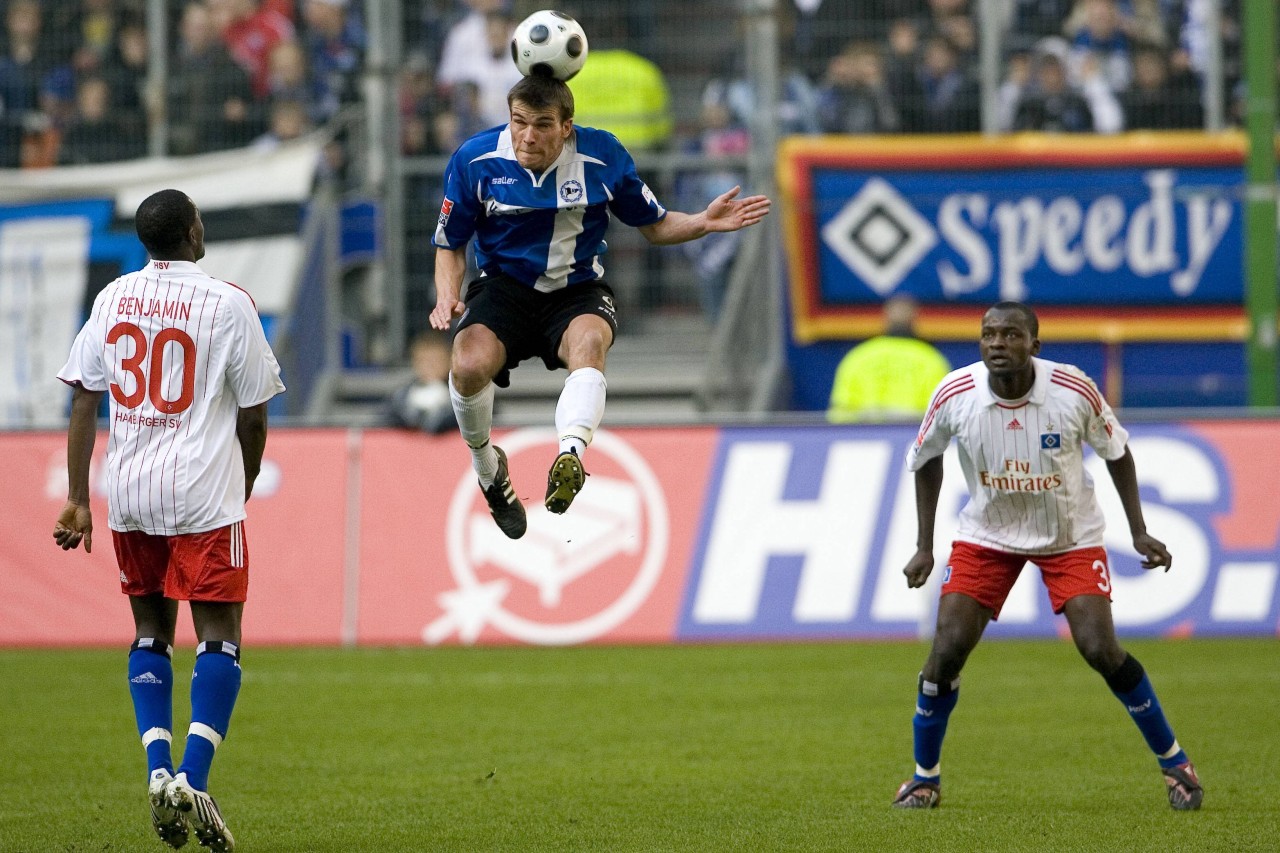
704,186,771,233
903,548,934,588
53,500,93,553
1133,532,1172,572
429,294,463,331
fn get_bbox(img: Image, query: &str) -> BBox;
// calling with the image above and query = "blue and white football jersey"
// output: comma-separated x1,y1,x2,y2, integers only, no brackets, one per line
432,124,667,292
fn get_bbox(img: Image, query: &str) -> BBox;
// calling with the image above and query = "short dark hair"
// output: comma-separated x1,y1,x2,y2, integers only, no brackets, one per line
987,301,1039,337
135,189,196,257
507,74,574,121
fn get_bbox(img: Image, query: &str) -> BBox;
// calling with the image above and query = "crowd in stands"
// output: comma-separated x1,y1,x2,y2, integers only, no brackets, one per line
0,0,365,168
790,0,1224,135
0,0,1265,178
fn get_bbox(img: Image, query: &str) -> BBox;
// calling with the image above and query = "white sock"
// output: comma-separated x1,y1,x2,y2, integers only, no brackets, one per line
555,367,606,458
450,376,499,485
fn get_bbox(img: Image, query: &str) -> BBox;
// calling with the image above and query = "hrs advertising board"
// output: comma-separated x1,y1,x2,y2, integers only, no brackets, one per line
780,134,1249,342
1,423,1276,646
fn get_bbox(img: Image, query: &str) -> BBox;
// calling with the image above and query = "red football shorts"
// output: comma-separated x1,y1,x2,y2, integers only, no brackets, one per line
941,540,1113,619
112,521,249,602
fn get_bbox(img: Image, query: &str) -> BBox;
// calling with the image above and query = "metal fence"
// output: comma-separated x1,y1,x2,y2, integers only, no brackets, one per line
3,0,1252,406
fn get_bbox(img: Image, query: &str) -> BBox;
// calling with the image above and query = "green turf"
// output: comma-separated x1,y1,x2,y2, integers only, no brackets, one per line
0,638,1275,852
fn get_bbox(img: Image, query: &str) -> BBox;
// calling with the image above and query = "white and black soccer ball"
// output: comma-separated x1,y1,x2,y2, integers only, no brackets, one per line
510,10,589,81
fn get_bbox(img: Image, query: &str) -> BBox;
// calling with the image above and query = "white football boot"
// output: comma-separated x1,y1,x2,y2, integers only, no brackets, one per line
166,772,235,852
148,768,190,848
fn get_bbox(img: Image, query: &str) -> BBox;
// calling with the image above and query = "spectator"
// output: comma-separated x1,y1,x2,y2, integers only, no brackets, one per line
0,0,57,168
264,39,321,121
827,295,951,424
1122,44,1203,129
59,75,144,164
400,49,451,156
168,1,257,155
676,100,750,322
996,43,1035,131
208,0,296,99
434,6,519,129
902,34,980,133
300,0,365,122
816,41,901,134
570,47,673,152
884,16,923,124
1009,0,1074,40
921,0,977,66
384,330,458,434
1013,37,1120,133
252,98,311,150
101,16,150,139
1066,0,1131,93
435,0,506,104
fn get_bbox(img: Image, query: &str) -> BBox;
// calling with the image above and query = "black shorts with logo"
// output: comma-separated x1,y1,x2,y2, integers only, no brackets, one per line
456,272,619,387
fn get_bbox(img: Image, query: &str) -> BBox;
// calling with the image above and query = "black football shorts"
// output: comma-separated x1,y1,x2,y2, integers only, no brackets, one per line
456,272,619,387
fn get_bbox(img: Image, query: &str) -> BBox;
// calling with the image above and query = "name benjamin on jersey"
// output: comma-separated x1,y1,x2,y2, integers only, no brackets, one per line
116,297,192,321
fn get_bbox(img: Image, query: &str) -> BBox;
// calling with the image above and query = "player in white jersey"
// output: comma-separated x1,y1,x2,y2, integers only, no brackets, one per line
891,302,1202,812
430,74,769,539
53,189,284,851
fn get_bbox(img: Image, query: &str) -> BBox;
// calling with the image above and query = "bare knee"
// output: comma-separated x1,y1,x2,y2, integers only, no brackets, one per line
1075,633,1125,675
559,317,612,371
450,332,503,394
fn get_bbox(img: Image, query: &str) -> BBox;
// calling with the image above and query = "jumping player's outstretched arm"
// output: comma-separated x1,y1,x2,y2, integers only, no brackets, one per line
430,245,469,330
638,186,771,246
1105,445,1173,571
53,384,105,553
903,455,944,588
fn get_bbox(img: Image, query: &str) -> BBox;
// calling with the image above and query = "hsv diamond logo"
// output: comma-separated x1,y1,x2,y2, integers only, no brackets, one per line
820,177,937,296
424,428,669,645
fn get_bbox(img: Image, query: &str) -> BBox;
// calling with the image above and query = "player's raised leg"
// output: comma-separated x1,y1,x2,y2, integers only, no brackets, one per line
894,593,990,809
450,325,526,538
547,314,611,513
1064,595,1203,810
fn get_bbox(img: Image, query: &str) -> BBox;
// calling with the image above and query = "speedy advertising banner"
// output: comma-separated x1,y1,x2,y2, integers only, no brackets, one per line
780,134,1249,343
2,423,1277,646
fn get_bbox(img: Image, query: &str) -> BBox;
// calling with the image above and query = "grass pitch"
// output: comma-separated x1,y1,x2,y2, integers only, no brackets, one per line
0,638,1275,852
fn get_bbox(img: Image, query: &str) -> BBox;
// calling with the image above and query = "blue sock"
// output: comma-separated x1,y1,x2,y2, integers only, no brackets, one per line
128,639,174,777
1105,653,1187,768
912,675,960,782
178,641,242,791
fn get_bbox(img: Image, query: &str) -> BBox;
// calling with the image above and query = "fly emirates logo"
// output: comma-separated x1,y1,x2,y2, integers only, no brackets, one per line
979,458,1062,493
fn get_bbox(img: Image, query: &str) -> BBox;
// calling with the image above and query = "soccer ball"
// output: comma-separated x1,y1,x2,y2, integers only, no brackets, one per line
510,10,589,81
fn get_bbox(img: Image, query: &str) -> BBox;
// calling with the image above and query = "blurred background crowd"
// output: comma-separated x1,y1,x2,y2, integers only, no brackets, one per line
1,0,1271,416
0,0,1254,169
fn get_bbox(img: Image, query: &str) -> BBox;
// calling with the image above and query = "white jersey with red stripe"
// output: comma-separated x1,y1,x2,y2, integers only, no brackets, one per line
58,259,285,536
906,356,1128,555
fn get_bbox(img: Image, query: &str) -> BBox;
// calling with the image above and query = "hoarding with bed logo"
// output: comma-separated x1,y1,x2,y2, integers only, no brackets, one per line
1,422,1275,646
